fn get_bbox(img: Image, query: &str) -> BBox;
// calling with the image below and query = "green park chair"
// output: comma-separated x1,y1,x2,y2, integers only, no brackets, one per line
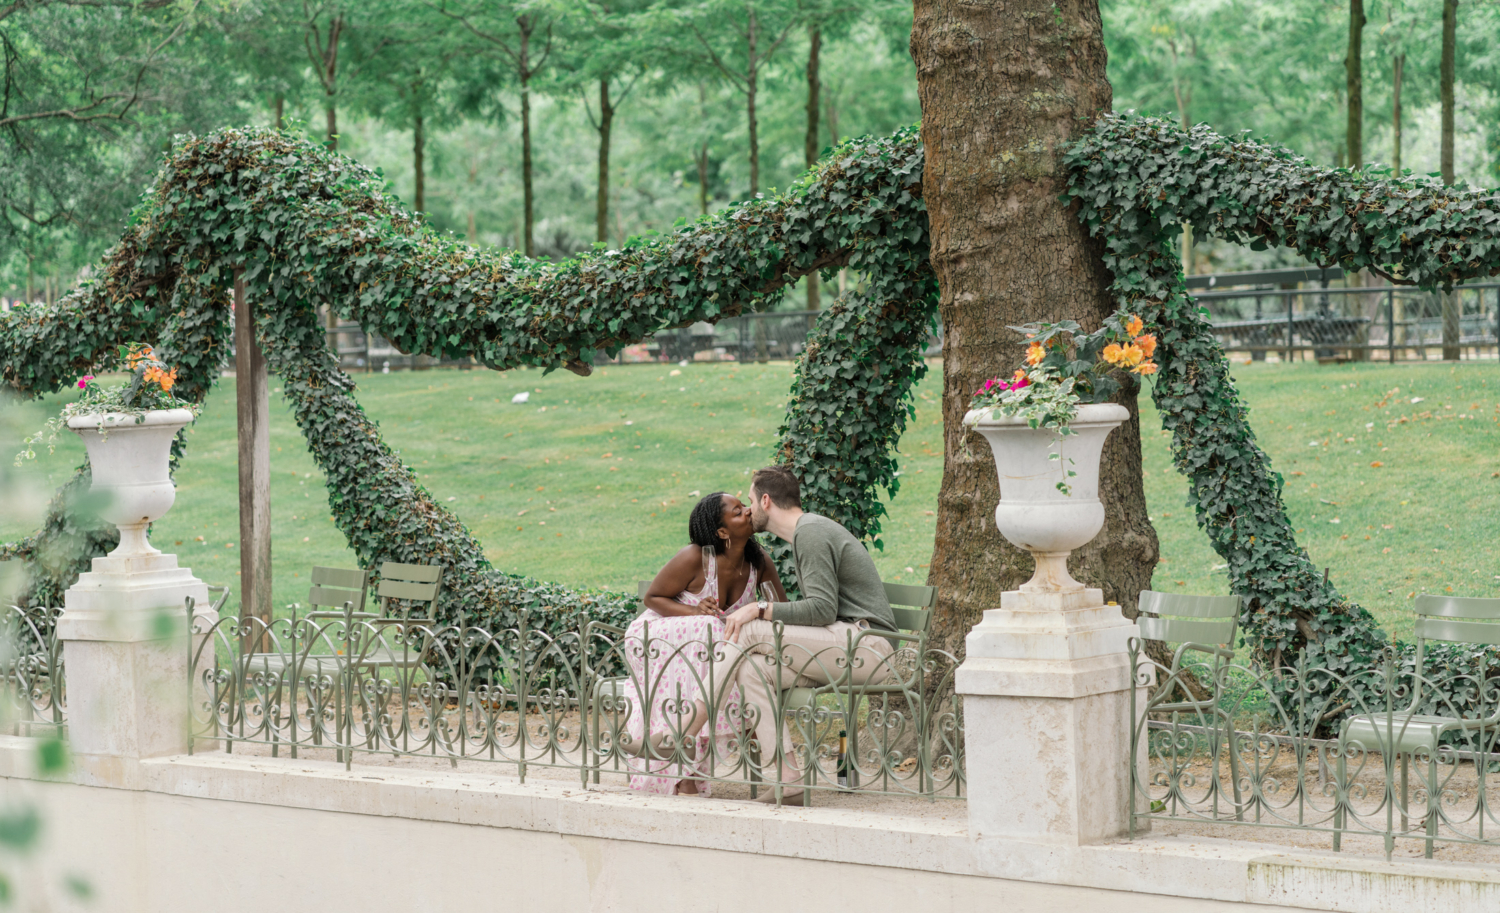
1336,594,1500,857
1136,590,1245,817
772,582,938,802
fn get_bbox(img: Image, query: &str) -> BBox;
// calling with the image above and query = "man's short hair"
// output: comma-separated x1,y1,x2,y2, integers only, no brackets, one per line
751,465,801,509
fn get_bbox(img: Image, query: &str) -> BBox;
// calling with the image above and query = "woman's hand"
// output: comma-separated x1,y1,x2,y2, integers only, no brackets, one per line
695,595,721,616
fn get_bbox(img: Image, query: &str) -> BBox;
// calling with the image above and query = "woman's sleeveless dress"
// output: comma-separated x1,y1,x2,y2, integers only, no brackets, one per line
618,567,756,795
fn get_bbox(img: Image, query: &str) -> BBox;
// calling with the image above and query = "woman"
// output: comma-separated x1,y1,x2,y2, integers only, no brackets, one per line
619,492,787,796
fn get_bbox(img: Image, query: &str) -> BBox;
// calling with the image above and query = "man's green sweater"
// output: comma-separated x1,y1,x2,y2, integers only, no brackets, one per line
772,513,896,632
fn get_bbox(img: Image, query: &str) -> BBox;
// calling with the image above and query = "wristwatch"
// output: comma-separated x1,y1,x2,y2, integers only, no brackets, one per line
756,599,770,621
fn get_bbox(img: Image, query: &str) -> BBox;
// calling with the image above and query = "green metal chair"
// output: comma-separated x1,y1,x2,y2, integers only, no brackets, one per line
1136,589,1244,815
773,582,938,800
239,566,372,682
1336,594,1500,856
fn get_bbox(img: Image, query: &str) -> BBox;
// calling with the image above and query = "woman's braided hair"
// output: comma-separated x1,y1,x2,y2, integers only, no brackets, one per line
688,492,764,567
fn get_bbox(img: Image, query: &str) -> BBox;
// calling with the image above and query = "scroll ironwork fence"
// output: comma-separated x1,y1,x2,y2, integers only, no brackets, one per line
1,605,65,736
1129,639,1500,860
187,604,963,804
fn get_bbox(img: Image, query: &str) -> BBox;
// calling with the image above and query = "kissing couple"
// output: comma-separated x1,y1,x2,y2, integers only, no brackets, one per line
616,465,897,802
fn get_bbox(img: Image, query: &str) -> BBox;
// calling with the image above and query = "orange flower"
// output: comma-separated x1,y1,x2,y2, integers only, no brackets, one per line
1120,344,1144,367
1025,342,1046,366
158,367,177,392
1134,333,1157,357
1133,361,1158,376
1125,315,1144,336
1011,368,1028,385
1102,343,1125,365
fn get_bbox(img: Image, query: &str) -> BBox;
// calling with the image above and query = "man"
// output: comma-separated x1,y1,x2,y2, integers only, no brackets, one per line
720,465,897,801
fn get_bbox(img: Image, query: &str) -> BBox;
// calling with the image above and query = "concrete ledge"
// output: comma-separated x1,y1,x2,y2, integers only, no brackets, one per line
5,736,1500,913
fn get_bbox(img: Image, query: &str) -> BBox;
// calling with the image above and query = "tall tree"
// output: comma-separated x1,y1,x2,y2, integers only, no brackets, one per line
1441,0,1459,360
560,0,648,244
439,0,559,257
1346,0,1365,168
663,0,801,196
910,0,1158,680
303,2,346,150
804,21,821,309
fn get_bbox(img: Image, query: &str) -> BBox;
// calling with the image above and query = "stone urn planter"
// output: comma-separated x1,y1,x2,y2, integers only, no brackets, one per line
964,402,1129,593
67,409,194,559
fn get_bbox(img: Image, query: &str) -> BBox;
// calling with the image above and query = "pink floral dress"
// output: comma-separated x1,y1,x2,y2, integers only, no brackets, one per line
619,568,756,795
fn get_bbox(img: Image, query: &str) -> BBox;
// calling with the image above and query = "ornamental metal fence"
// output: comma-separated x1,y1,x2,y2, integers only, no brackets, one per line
188,603,963,804
1,605,66,736
1129,638,1500,860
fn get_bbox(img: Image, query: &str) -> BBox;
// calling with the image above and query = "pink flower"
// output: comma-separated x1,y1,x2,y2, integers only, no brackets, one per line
77,375,95,389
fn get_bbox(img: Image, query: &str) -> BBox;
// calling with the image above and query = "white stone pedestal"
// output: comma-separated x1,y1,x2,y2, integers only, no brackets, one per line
957,586,1148,875
57,551,216,780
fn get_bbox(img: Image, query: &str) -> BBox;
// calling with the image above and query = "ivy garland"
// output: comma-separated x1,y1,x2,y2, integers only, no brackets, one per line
4,117,1487,705
0,126,934,652
1065,114,1500,700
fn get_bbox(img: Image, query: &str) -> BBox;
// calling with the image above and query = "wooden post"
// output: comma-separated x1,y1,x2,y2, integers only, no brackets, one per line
234,272,273,652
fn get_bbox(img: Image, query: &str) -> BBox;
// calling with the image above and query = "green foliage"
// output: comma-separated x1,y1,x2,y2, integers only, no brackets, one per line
1064,113,1500,703
0,125,932,658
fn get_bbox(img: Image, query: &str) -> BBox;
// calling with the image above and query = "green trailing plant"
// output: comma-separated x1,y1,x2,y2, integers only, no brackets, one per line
2,116,1493,712
1064,114,1500,711
0,126,935,658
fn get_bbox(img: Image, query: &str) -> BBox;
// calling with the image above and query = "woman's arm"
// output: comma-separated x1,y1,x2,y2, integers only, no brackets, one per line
643,546,719,616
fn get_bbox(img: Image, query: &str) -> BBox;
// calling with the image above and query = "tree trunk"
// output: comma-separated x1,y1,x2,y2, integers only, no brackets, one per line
521,78,534,257
1441,0,1459,360
468,157,478,243
325,97,338,152
910,0,1159,677
273,93,285,130
414,108,425,213
1392,53,1403,173
1346,0,1365,169
747,8,759,197
805,24,821,311
597,78,613,244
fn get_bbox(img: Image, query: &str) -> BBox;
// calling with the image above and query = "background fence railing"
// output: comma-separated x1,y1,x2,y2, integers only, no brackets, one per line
1189,273,1500,362
1129,639,1500,859
188,605,963,804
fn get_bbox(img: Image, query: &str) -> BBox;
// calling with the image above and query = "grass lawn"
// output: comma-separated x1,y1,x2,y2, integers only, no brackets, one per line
5,358,1498,641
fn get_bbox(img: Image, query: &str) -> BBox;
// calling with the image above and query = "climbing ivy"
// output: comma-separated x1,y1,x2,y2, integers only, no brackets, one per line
0,126,934,649
1065,114,1500,691
4,115,1486,703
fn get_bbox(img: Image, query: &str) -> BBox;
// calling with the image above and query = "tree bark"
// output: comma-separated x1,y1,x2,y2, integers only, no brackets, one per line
1392,53,1403,174
597,78,613,244
1441,0,1459,360
910,0,1159,673
1346,0,1365,169
746,7,759,197
805,24,821,311
414,106,425,213
273,93,285,130
519,24,537,257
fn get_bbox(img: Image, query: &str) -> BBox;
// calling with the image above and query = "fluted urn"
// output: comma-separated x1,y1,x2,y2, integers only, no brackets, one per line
963,402,1128,593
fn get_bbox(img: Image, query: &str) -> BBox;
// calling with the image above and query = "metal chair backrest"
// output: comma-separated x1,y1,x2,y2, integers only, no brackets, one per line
883,582,937,635
305,566,371,619
377,562,443,623
1137,590,1240,648
1414,595,1500,666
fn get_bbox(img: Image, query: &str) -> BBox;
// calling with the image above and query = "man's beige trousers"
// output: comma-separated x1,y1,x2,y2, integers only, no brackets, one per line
725,620,894,775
